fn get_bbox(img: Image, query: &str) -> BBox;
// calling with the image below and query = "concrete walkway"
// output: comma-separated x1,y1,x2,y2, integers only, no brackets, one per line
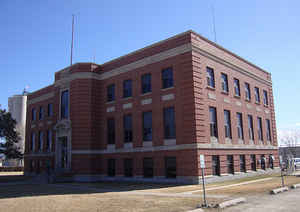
181,177,273,194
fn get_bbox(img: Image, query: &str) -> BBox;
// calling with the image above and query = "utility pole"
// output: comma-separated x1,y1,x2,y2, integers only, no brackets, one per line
70,15,75,66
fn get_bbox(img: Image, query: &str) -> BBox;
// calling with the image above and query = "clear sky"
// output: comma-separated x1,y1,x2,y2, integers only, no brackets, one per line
1,0,300,138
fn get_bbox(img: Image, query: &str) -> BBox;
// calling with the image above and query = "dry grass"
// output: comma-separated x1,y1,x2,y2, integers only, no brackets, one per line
0,183,215,212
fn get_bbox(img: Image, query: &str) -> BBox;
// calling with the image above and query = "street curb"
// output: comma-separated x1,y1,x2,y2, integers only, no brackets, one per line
291,183,300,189
270,186,289,194
186,208,204,212
216,197,246,209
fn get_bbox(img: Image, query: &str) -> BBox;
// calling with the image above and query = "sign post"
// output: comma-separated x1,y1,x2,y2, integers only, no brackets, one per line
200,154,207,207
279,155,285,187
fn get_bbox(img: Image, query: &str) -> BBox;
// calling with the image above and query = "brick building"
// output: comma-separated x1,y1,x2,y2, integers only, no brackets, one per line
24,30,278,183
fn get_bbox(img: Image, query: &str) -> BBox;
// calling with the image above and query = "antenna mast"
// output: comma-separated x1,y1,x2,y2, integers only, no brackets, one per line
70,15,75,66
211,4,217,43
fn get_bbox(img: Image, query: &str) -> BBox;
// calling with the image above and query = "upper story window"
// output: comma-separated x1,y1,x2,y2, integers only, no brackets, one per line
163,107,176,139
248,115,254,140
221,73,229,93
266,119,272,141
162,67,174,89
46,130,52,152
257,117,263,141
254,87,260,103
237,112,244,139
123,114,133,143
209,106,218,138
143,111,152,141
141,73,151,94
107,84,115,102
61,90,69,119
107,118,115,144
39,106,44,120
32,108,36,121
48,103,53,117
38,131,43,151
30,132,35,152
123,80,132,98
245,82,251,101
263,90,269,106
234,78,240,97
206,67,215,88
224,110,232,138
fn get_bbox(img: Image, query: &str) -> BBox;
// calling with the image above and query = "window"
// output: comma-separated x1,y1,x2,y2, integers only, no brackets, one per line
46,130,52,152
237,113,244,139
107,118,115,144
123,79,132,98
141,73,151,94
240,155,246,172
234,78,240,97
257,117,263,141
143,111,152,141
266,119,272,141
124,158,133,177
248,115,254,140
254,87,260,103
261,155,266,170
209,107,218,138
31,133,35,152
165,157,176,178
32,108,36,121
38,131,43,151
227,155,234,174
212,155,220,176
123,114,133,143
251,155,256,171
39,107,44,120
224,110,232,138
263,90,269,106
48,103,53,117
162,67,174,89
143,158,154,178
206,67,215,88
30,160,34,172
245,82,251,101
163,107,176,139
61,90,69,119
107,159,115,177
107,84,115,102
221,73,229,93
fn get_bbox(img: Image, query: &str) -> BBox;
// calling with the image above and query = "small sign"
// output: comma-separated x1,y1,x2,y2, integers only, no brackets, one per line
279,155,283,165
200,154,205,168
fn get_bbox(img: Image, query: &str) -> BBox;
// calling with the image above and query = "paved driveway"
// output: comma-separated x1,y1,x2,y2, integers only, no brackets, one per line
226,188,300,212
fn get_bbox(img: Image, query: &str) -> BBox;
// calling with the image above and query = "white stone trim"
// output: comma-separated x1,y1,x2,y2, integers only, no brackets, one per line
143,141,153,147
122,103,132,109
71,142,278,155
208,92,216,100
224,98,230,104
161,93,175,101
246,104,252,109
106,106,115,113
124,142,133,149
27,92,55,105
164,139,176,146
236,101,242,107
141,98,152,105
107,144,116,150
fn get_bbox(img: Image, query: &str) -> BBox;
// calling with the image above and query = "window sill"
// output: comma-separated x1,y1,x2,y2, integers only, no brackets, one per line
245,98,251,102
122,96,133,101
140,92,152,97
161,86,174,91
206,86,216,91
143,141,153,147
263,104,269,108
234,95,241,99
255,101,261,105
106,101,116,105
221,91,229,95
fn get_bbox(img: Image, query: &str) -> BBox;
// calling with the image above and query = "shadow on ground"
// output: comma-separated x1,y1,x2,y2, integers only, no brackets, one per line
0,174,183,199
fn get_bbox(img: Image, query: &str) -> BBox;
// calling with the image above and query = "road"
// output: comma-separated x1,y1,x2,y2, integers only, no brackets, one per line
226,188,300,212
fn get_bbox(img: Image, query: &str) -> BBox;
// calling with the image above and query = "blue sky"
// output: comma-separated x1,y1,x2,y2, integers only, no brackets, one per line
1,0,300,136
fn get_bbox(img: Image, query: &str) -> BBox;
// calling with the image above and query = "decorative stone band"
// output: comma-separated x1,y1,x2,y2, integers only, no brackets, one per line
24,152,55,157
71,142,278,155
27,92,55,106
